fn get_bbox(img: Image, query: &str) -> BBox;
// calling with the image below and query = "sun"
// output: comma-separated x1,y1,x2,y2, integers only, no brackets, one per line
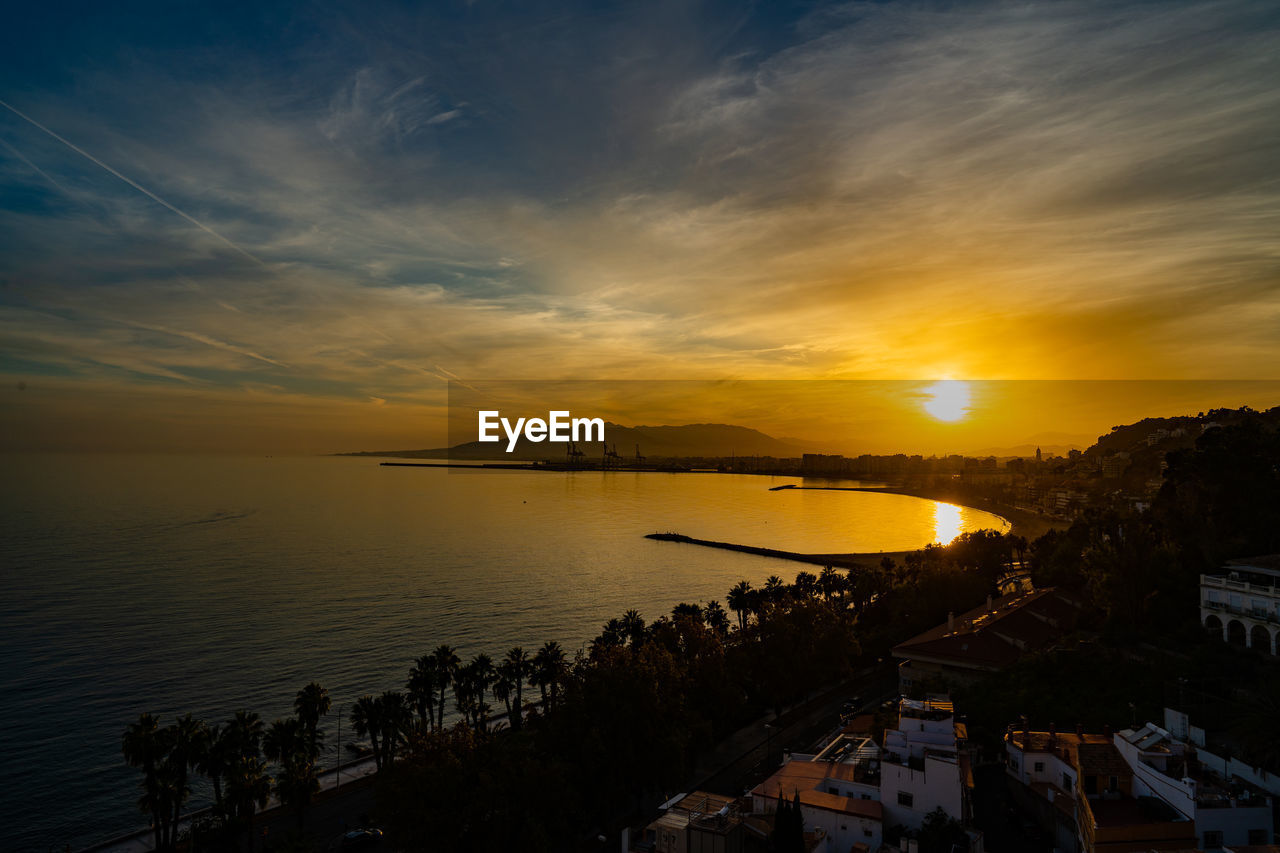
922,380,971,421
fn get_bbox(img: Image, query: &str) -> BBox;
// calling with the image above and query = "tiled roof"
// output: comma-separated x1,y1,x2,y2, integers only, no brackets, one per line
752,760,884,821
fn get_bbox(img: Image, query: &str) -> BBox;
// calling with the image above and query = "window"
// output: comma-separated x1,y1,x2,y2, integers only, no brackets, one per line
1034,761,1045,772
1108,775,1118,791
897,791,914,807
1084,775,1098,795
861,794,872,800
864,828,873,838
828,786,839,795
1203,830,1223,849
1063,772,1073,790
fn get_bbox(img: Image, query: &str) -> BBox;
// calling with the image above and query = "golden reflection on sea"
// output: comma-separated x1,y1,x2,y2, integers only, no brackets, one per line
933,502,964,544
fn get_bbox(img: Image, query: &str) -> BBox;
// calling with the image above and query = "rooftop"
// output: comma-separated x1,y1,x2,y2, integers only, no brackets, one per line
752,760,884,822
892,588,1079,670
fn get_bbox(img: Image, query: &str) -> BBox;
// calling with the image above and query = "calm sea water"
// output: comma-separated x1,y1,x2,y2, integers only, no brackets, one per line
0,453,1007,850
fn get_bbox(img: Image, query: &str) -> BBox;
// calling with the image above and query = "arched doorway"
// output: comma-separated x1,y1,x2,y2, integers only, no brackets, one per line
1250,624,1273,654
1226,620,1247,647
1204,614,1223,636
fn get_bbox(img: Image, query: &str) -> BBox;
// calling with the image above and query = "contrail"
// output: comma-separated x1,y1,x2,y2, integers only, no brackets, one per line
0,98,265,267
0,137,78,199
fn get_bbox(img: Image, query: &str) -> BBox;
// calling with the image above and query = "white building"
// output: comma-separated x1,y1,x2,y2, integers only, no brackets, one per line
751,695,974,851
879,697,969,832
1200,558,1280,655
1115,712,1273,851
1005,709,1274,853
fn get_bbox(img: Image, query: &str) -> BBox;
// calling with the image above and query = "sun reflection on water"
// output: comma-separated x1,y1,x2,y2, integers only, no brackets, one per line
933,502,964,544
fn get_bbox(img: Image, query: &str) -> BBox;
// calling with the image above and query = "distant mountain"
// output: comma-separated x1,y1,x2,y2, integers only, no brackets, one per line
339,422,808,461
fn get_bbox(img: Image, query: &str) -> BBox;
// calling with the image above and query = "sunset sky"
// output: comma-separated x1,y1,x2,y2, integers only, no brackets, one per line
2,1,1278,453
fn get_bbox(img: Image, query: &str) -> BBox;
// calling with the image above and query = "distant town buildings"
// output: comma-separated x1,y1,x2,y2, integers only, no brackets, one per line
892,589,1080,693
1201,558,1280,655
1006,707,1275,853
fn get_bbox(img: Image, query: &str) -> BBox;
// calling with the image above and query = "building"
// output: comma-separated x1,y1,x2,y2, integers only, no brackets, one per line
879,696,972,833
1006,725,1197,852
892,589,1080,693
750,696,977,851
750,745,885,852
1201,558,1280,655
1006,708,1275,853
635,791,757,853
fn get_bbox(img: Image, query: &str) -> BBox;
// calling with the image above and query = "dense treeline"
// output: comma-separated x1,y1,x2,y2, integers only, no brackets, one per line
1031,416,1280,637
121,684,330,851
960,414,1280,762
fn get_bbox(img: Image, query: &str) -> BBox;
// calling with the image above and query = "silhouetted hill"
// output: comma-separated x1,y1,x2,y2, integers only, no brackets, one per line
339,422,807,461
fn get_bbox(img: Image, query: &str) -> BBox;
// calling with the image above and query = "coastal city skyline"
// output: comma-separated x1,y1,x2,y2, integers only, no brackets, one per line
4,1,1280,453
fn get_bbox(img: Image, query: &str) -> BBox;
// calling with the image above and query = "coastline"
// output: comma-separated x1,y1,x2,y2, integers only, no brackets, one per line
775,483,1060,542
647,484,1061,570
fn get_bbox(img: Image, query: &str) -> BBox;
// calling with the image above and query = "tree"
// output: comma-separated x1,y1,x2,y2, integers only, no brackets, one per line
531,641,567,708
431,644,460,731
164,714,203,847
293,682,330,761
223,754,271,850
917,806,967,853
503,647,531,729
704,600,730,637
493,663,516,724
351,695,383,770
407,656,440,732
727,580,753,630
620,609,647,647
264,717,320,833
122,713,171,852
193,722,231,818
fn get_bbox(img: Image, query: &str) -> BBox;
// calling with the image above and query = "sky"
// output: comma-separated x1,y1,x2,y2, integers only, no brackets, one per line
1,0,1278,453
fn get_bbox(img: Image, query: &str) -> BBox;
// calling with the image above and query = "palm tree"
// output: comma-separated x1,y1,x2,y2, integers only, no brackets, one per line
377,691,412,765
620,609,646,647
225,710,264,763
350,695,383,770
704,600,730,636
164,714,204,845
672,602,704,623
596,617,626,650
727,580,753,630
531,641,567,708
793,570,818,599
458,656,495,730
492,663,516,723
407,655,440,732
193,722,230,817
293,682,330,760
224,754,271,850
503,647,531,729
763,575,786,604
818,566,841,601
431,644,460,731
122,713,169,851
264,717,319,833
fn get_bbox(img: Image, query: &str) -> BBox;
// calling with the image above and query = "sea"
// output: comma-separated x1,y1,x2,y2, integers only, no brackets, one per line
0,453,1008,850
